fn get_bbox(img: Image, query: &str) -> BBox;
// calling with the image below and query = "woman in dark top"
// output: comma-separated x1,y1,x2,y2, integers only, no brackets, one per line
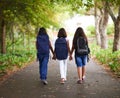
70,27,89,84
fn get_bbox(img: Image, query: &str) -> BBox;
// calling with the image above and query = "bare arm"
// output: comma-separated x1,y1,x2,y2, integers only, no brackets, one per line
49,41,54,55
36,40,38,50
69,44,75,60
66,40,71,55
70,44,75,55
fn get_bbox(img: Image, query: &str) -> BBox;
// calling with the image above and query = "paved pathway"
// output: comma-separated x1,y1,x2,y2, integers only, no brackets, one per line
0,59,120,98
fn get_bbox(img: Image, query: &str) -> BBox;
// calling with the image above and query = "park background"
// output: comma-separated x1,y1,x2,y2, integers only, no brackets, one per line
0,0,120,81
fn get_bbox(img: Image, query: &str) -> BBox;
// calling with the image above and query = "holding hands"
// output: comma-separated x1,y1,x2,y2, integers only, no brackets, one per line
69,52,73,60
52,52,73,61
52,53,56,60
69,55,73,60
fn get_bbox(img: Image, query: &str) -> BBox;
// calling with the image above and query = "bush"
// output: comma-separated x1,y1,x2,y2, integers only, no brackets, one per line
86,24,114,36
0,48,36,74
86,25,95,36
90,42,120,76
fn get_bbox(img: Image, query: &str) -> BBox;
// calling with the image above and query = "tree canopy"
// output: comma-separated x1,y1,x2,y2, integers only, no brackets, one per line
0,0,120,54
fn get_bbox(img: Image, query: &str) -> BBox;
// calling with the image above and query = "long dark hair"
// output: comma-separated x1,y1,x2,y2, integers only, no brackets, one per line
38,27,48,36
57,28,67,38
73,27,88,45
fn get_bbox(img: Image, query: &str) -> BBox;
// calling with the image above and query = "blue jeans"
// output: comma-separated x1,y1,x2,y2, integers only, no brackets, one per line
75,55,87,67
38,56,49,80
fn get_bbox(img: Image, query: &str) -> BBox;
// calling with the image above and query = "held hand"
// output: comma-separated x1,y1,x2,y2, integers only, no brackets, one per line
52,54,56,60
52,56,56,60
69,55,73,60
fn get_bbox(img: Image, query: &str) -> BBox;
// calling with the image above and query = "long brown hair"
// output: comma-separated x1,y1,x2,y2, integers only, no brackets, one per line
73,27,88,46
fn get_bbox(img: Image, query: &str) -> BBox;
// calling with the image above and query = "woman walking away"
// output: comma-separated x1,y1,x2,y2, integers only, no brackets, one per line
70,27,90,84
36,27,54,85
54,28,70,84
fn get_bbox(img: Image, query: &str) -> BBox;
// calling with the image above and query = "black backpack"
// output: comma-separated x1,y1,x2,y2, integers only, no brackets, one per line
55,38,68,60
76,37,89,55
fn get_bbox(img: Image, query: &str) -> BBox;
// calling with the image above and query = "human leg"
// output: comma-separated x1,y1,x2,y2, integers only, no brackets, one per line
77,67,82,80
81,55,87,80
59,60,64,78
59,60,65,83
64,59,67,81
39,57,43,80
75,55,84,84
77,67,83,84
39,56,49,81
82,66,86,80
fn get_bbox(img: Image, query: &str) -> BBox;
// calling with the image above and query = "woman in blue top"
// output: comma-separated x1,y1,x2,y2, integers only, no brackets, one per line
70,27,89,84
36,27,54,85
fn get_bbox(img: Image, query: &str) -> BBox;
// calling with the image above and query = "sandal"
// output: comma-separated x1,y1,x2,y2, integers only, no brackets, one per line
60,78,65,84
77,80,82,84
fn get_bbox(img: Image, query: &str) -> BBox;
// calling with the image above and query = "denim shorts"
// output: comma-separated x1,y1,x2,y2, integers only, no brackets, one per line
75,55,87,67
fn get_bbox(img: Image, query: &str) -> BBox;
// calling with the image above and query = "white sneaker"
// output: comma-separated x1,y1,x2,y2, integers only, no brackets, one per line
42,80,48,85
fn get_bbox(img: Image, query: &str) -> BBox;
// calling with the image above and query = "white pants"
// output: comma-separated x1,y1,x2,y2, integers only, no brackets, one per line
59,59,67,80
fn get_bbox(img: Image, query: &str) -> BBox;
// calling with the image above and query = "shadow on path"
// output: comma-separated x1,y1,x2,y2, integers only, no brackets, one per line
0,59,120,98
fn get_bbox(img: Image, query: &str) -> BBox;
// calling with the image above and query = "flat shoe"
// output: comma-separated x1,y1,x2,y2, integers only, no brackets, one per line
77,80,82,84
60,78,65,84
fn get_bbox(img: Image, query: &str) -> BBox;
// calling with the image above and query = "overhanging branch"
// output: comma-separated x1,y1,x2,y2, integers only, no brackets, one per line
106,1,116,23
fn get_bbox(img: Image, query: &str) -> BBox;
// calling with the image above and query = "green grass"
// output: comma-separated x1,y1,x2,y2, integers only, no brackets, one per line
90,42,120,76
0,46,36,75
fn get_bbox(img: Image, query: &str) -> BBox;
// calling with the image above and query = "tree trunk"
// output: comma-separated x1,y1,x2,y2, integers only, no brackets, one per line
113,16,120,52
94,0,101,46
107,3,120,52
1,19,6,54
0,20,2,53
99,1,109,49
